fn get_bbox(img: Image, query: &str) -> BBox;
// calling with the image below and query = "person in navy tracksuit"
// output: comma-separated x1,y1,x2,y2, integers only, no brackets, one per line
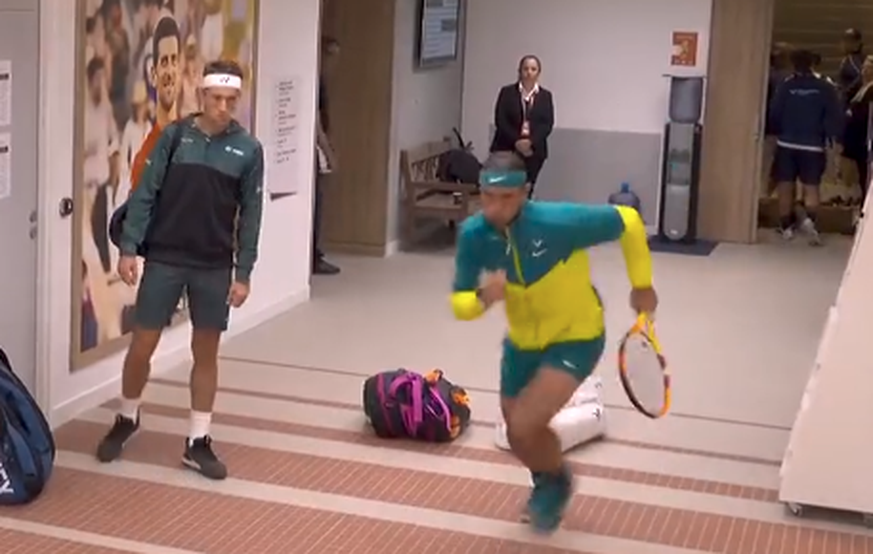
769,49,843,244
763,43,792,195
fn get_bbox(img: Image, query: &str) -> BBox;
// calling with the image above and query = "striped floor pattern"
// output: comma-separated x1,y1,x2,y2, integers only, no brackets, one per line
2,362,869,553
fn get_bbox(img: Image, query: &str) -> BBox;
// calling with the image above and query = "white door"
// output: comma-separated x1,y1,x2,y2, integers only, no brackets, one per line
0,1,39,393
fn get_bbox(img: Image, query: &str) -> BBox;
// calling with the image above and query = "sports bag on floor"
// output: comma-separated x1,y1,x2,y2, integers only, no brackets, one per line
0,347,55,505
363,369,471,442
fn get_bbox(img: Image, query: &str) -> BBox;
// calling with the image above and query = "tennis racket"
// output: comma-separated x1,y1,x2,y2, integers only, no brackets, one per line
618,313,670,419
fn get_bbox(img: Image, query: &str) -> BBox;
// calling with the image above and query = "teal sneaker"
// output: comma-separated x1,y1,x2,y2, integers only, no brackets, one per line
528,466,574,533
520,471,545,523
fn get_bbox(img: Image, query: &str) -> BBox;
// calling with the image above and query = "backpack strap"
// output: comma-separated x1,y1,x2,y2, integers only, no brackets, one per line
389,373,424,437
108,118,189,255
391,372,454,437
165,117,187,170
426,382,454,434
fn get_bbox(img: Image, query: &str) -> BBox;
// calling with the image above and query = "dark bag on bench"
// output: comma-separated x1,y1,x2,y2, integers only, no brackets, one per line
437,127,481,186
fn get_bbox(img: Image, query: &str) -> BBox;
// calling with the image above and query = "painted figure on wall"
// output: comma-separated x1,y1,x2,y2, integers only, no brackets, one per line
129,14,181,192
77,0,258,361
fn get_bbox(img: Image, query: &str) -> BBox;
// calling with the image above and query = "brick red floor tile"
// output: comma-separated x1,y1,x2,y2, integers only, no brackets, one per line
1,468,582,553
103,400,781,503
49,420,873,554
150,377,783,467
0,527,131,553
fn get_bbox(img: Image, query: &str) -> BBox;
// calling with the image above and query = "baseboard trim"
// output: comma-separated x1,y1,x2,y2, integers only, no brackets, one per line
49,288,310,427
322,241,386,257
384,239,400,257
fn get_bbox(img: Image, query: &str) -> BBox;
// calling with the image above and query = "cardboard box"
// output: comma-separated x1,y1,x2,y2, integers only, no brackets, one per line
757,197,855,234
817,205,856,235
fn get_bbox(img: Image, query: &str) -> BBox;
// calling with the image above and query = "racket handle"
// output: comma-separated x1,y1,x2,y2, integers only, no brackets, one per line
636,312,656,335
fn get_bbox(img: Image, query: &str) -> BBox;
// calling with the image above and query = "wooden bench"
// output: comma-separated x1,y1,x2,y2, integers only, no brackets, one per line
399,139,480,247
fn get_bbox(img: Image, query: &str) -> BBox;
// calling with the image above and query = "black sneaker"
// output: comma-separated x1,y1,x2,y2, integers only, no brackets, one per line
182,436,228,480
96,413,140,462
313,258,340,275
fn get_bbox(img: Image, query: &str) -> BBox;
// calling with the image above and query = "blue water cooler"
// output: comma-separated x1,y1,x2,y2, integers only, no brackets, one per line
655,76,705,243
608,182,641,212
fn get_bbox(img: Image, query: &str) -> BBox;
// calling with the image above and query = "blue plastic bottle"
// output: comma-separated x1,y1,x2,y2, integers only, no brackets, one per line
608,182,641,212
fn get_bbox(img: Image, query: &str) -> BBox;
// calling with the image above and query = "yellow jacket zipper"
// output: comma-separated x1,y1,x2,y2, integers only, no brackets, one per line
505,228,541,345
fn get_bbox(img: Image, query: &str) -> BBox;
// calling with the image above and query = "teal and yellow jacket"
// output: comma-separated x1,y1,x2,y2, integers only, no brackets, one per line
451,201,652,349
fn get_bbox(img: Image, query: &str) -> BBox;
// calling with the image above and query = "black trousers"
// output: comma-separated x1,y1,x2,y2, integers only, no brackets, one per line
524,155,546,198
855,157,870,201
312,172,325,264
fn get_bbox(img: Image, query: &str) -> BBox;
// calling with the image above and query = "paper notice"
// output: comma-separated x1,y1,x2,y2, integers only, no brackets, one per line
0,61,11,127
267,76,300,198
0,133,10,200
272,76,299,169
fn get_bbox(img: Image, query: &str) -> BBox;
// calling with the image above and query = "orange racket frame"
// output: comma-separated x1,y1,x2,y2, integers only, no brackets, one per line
617,313,670,419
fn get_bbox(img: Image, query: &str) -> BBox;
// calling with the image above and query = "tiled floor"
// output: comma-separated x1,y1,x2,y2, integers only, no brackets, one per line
2,236,869,553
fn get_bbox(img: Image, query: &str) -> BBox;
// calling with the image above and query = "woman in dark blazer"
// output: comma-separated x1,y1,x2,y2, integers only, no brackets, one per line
490,55,555,197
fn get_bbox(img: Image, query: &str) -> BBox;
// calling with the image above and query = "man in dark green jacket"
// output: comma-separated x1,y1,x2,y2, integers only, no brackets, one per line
96,60,264,481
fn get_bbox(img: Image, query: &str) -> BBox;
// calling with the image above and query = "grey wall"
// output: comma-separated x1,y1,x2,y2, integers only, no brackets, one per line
490,126,663,223
385,0,467,247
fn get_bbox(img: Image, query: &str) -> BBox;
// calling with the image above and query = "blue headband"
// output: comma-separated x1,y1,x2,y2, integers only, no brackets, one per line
479,169,528,188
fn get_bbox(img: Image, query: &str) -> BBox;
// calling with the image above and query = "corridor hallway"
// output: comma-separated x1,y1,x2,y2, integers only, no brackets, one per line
3,238,870,553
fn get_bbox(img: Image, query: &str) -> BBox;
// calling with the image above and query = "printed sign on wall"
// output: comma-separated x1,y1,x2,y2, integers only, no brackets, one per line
671,31,699,67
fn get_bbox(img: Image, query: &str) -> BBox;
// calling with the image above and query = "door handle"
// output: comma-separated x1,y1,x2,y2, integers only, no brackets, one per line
59,197,73,218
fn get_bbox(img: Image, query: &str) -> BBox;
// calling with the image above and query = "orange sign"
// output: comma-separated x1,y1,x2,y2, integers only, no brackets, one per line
671,31,699,67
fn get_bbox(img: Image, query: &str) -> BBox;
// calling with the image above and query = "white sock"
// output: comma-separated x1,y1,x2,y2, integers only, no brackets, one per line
189,411,212,444
119,397,140,421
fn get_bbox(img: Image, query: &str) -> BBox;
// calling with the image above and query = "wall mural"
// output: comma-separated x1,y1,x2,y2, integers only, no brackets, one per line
73,0,259,367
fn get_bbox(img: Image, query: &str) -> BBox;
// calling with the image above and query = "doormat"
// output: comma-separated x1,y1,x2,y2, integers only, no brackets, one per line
647,236,718,256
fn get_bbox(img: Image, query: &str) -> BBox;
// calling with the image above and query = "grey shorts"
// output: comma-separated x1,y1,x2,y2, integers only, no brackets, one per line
135,262,232,331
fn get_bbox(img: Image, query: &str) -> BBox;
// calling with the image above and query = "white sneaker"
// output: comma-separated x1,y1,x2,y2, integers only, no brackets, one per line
779,227,795,240
800,218,822,246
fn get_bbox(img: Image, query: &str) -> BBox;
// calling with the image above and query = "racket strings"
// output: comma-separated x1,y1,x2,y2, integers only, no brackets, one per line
622,332,668,416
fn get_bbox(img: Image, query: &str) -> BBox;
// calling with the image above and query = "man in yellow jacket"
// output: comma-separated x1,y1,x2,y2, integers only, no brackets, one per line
451,152,657,532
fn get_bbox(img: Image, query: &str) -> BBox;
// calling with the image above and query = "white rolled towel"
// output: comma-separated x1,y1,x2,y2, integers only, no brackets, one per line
494,376,607,452
495,402,606,452
567,375,603,407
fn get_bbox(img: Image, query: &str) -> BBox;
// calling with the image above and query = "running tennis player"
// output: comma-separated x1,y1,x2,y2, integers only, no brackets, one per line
450,152,657,532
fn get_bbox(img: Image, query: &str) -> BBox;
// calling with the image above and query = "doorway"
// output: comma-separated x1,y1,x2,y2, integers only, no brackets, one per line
0,0,40,393
758,2,869,237
317,0,395,256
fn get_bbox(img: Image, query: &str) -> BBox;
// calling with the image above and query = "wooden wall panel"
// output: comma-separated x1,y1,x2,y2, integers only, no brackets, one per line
697,0,774,243
320,0,395,255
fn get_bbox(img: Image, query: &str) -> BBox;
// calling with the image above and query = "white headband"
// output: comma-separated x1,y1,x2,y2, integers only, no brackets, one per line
202,73,242,89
